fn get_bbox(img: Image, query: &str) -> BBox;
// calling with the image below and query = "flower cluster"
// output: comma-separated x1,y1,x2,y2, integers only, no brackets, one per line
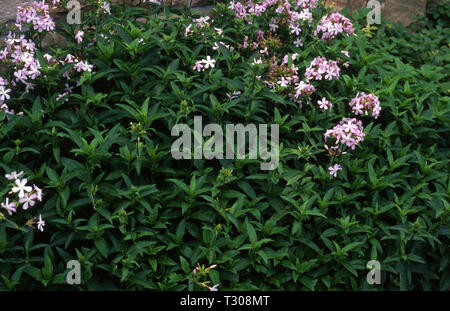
295,0,318,9
264,54,301,89
185,16,213,36
1,171,45,232
1,77,23,119
349,92,381,119
39,52,91,102
0,32,41,92
305,56,340,81
324,118,365,152
314,13,355,41
229,0,318,23
294,81,315,98
15,1,55,33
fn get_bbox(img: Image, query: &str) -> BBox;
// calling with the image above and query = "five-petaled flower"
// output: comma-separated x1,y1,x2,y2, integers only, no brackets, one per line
19,193,37,210
317,97,333,110
5,171,24,180
202,56,216,69
0,86,11,101
193,61,203,72
328,164,342,177
1,198,16,216
12,178,32,198
75,30,84,44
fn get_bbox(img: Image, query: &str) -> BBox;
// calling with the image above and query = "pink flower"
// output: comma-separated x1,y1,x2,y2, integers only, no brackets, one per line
65,54,76,63
74,60,94,72
314,13,355,41
305,57,340,81
328,164,342,177
16,1,55,33
341,50,350,58
349,92,381,119
324,118,365,152
75,31,84,44
260,47,269,56
33,184,43,201
289,23,302,35
1,198,16,215
193,61,203,72
14,70,28,84
19,193,37,210
293,38,303,47
317,98,332,110
294,81,315,98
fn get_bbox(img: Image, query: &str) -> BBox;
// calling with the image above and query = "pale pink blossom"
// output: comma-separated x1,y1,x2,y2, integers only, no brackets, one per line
19,193,37,210
1,198,16,215
328,164,342,177
75,30,84,44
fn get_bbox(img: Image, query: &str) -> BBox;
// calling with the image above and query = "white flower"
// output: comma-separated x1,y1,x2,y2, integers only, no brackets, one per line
0,86,11,101
293,38,303,47
289,24,302,36
277,77,289,87
11,178,32,198
74,60,93,72
5,171,24,180
209,284,219,291
202,56,216,69
184,24,192,37
37,214,45,232
252,58,262,66
101,1,111,15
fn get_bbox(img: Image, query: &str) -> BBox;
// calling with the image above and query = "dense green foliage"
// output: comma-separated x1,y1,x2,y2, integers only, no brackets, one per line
0,0,448,290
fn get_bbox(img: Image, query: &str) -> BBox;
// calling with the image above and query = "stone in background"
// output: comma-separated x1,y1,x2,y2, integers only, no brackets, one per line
326,0,428,26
